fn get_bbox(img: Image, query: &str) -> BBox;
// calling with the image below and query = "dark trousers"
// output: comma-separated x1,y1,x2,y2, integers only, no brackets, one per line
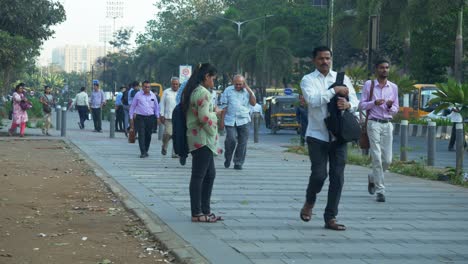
77,105,88,128
449,122,467,149
306,137,347,223
190,146,216,216
91,107,102,131
115,105,124,131
225,124,249,166
135,114,155,155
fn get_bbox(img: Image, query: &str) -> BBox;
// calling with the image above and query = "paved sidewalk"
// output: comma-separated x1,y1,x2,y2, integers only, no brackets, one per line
2,113,468,263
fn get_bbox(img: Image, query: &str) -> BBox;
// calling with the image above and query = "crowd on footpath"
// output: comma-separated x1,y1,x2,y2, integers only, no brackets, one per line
4,45,467,231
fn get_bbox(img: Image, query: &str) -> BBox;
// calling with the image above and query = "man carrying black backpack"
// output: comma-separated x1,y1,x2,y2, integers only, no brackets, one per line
299,46,358,231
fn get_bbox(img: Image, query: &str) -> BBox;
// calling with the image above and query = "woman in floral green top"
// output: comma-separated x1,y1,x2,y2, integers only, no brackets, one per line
181,63,223,223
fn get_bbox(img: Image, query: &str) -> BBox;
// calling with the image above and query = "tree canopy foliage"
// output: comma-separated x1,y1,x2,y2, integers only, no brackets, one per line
0,0,65,95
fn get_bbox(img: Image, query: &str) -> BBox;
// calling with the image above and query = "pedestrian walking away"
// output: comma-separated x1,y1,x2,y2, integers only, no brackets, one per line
250,102,264,143
359,59,399,203
448,106,467,151
40,85,54,136
115,86,126,132
90,80,106,132
182,63,223,223
129,80,160,158
73,87,90,130
299,46,358,231
160,77,180,157
220,75,256,170
8,83,29,137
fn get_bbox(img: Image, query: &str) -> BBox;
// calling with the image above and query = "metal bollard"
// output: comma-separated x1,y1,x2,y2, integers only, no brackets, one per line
253,114,260,143
456,123,464,175
158,123,164,140
110,109,115,138
427,121,436,166
61,107,67,137
56,106,61,130
400,120,408,162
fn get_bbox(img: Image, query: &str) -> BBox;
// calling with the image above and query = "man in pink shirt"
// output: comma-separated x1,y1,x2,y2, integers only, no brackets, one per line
359,59,399,202
130,80,160,158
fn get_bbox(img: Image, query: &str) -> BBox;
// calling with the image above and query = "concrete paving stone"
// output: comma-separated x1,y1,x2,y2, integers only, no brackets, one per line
56,113,468,264
251,259,287,264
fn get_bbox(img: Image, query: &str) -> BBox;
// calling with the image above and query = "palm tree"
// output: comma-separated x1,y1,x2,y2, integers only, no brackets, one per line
429,79,468,119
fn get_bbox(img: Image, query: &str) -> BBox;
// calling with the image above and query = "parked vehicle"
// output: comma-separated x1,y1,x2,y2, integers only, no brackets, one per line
150,83,164,99
264,95,299,134
399,84,439,118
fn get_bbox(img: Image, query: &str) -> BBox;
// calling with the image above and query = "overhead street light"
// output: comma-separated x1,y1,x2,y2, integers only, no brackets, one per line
210,14,274,73
212,14,274,38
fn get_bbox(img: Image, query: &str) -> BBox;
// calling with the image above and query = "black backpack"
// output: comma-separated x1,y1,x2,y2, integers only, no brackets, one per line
121,90,129,105
172,103,189,165
324,72,361,143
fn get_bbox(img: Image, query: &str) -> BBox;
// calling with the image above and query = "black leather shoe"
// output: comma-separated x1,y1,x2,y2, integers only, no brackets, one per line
234,164,242,170
368,175,375,195
224,160,230,168
376,193,386,202
179,156,186,166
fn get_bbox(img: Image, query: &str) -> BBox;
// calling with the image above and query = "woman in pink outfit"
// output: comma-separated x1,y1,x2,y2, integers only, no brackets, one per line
9,83,29,137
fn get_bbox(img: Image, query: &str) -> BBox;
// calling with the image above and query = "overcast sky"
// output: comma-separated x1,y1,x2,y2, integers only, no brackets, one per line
39,0,157,65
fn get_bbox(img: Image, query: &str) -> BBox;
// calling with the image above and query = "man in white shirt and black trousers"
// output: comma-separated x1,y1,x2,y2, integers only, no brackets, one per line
299,46,358,231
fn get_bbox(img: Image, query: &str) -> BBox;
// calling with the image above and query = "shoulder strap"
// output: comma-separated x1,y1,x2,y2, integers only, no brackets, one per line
364,80,375,126
336,72,345,86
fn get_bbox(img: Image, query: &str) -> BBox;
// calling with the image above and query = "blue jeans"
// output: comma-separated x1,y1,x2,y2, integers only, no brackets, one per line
123,105,130,130
224,123,249,166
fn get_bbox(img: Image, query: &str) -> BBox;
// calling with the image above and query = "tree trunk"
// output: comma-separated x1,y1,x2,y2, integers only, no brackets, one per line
2,67,12,96
454,6,463,83
403,29,411,75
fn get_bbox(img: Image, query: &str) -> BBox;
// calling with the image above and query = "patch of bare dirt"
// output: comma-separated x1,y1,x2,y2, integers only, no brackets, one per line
0,139,174,264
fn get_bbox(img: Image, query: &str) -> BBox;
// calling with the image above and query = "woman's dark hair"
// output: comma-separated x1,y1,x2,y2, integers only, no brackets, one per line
15,83,25,92
181,63,217,113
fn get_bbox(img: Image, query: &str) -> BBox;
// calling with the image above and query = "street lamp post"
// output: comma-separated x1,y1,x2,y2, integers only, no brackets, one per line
211,15,274,73
106,1,124,52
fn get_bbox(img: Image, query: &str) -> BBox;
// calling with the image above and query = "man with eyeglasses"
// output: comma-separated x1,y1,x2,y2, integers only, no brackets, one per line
130,80,161,158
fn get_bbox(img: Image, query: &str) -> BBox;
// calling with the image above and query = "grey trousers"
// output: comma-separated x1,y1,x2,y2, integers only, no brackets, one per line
224,124,249,166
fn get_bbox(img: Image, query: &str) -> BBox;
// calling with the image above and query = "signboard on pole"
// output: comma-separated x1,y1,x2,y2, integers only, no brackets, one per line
284,88,293,96
179,65,192,84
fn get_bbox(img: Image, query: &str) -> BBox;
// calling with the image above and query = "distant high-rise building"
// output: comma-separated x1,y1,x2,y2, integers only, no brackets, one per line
51,45,106,73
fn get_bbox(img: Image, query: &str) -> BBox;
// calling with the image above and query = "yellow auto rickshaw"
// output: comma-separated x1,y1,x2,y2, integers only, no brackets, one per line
264,95,300,134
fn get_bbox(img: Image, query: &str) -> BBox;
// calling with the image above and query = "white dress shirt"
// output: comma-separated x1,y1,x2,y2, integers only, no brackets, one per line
300,70,358,142
160,88,178,119
250,103,264,119
74,91,89,106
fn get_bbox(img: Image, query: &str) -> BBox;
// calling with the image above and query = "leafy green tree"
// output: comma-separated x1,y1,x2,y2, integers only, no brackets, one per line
0,0,65,95
109,28,133,52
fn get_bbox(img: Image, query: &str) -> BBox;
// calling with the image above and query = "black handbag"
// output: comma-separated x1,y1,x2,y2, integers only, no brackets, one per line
325,72,361,143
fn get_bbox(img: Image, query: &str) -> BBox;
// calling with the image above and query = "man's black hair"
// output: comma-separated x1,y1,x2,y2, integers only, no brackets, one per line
374,59,390,68
312,46,332,58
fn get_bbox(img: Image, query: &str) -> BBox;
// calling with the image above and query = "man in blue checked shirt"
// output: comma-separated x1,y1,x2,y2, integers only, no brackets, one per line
219,75,256,170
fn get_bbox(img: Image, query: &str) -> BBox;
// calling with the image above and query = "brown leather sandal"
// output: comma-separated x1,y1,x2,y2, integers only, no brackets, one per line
191,214,218,223
300,202,313,222
324,219,346,231
206,213,224,221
